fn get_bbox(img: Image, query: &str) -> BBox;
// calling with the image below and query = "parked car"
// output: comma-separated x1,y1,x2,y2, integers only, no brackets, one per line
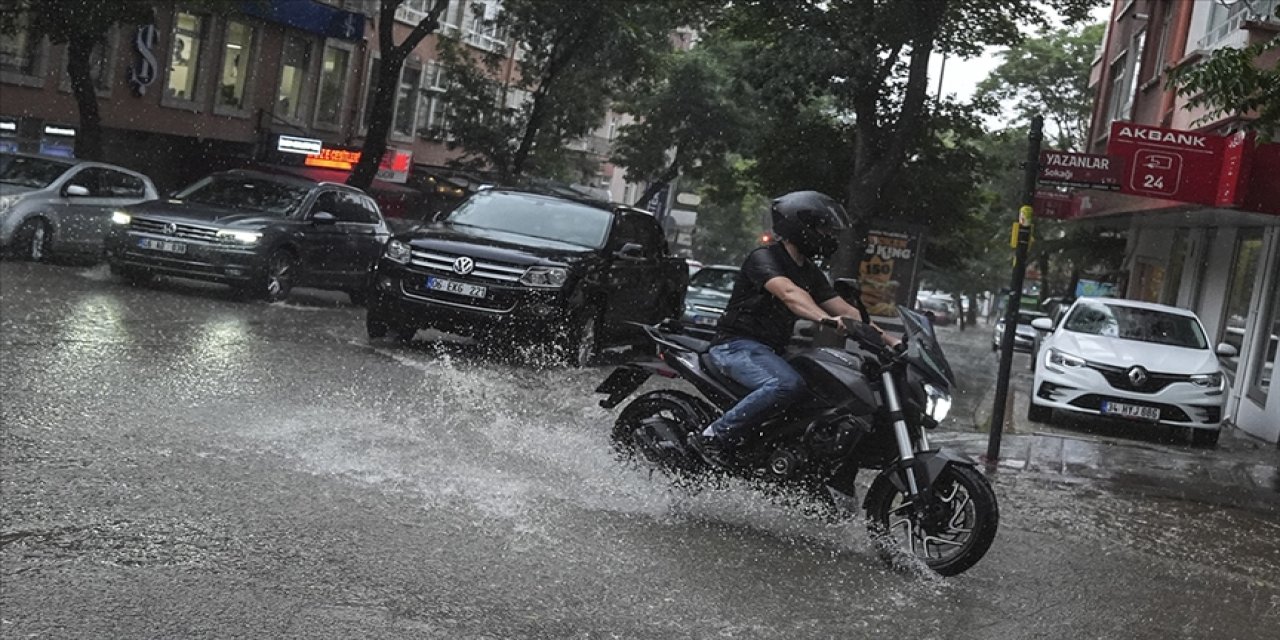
106,170,390,302
0,152,158,261
1028,297,1232,446
917,297,957,325
993,309,1049,352
366,189,689,365
681,265,738,339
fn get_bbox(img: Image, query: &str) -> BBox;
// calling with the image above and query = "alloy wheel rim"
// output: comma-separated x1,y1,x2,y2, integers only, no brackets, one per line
883,481,976,563
577,316,596,366
30,224,45,260
267,255,292,296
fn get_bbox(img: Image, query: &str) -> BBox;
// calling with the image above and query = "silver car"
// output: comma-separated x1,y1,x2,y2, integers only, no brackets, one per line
0,152,159,261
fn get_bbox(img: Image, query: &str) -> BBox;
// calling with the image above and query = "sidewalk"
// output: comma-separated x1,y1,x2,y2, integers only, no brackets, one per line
933,320,1280,514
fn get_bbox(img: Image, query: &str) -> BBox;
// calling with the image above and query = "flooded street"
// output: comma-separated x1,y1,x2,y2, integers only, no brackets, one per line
3,262,1278,639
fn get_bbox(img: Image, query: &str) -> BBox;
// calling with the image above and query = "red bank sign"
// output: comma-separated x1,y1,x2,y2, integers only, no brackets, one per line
1107,122,1252,207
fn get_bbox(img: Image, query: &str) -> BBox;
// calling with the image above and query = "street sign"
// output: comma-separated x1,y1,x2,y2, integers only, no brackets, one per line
1107,122,1244,207
1037,151,1122,190
1034,189,1079,219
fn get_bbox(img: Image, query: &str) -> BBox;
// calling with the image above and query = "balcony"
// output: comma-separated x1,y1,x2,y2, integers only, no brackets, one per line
1198,0,1280,50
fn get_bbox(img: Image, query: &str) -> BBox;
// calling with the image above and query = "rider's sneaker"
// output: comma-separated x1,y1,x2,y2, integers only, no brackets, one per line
688,433,733,468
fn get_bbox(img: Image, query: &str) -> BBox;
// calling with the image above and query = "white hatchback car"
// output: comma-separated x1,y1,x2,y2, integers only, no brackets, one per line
1028,297,1233,446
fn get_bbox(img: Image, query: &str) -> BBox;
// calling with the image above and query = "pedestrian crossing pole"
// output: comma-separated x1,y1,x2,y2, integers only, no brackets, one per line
987,115,1042,464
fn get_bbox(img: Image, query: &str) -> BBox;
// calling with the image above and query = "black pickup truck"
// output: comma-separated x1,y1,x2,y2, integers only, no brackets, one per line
366,188,688,365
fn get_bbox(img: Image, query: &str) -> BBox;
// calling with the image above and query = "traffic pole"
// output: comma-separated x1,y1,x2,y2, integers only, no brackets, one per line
987,115,1042,464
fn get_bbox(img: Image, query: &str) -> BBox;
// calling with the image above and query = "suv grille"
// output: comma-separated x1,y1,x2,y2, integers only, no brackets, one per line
409,249,526,283
130,217,220,242
1086,361,1191,394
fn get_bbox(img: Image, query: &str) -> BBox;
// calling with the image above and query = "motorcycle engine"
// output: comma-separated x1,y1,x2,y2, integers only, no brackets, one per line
806,414,873,459
766,448,807,479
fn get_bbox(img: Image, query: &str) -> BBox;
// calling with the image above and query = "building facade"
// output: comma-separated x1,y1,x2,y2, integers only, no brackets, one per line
1083,0,1279,443
0,0,640,215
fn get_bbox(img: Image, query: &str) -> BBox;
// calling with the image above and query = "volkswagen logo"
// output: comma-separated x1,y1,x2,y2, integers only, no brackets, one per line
163,222,178,236
1127,366,1149,386
452,256,475,275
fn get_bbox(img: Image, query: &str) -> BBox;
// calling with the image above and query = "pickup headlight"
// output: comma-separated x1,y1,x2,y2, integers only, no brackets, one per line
1190,372,1223,389
216,229,262,244
110,210,131,225
520,266,568,288
385,239,411,264
924,383,951,422
1047,348,1086,368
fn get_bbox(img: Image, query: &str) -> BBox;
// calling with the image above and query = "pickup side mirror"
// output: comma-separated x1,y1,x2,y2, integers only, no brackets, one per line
1031,317,1055,331
614,242,647,261
311,211,338,225
64,184,91,197
1216,343,1238,357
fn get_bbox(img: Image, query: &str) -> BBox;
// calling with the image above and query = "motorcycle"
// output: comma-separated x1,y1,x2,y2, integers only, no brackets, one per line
594,280,998,576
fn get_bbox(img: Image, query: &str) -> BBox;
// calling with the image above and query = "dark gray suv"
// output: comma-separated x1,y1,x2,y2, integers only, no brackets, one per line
105,170,389,302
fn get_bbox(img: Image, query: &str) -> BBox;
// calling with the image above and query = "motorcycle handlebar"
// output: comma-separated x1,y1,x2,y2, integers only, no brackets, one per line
838,316,901,360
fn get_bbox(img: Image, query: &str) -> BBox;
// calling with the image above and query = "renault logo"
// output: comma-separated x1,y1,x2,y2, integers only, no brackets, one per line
163,222,178,236
452,256,474,275
1128,366,1148,386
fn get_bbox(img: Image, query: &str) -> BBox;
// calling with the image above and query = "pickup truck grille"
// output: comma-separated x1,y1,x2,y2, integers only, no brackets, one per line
409,249,526,283
130,217,220,242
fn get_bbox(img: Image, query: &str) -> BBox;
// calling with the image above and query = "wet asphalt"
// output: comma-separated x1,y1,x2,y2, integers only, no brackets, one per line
2,261,1278,639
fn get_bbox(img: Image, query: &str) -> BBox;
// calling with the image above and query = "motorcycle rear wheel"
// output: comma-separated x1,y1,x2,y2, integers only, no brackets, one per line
612,390,716,463
864,464,998,576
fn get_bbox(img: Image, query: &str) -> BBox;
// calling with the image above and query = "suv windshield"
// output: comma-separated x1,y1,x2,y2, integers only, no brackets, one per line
1063,301,1207,349
176,175,309,215
444,191,613,249
689,268,737,293
0,155,72,189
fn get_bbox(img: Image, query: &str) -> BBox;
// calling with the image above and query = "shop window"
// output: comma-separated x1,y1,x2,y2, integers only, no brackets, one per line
315,44,350,127
277,35,313,121
1131,259,1165,303
166,12,206,102
393,64,422,138
1252,281,1279,403
1221,228,1264,379
217,21,254,111
1161,228,1189,306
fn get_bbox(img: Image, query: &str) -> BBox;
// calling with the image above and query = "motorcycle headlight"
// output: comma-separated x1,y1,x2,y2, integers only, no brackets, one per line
216,229,262,244
385,239,411,264
520,266,568,288
1047,348,1085,368
110,210,131,225
923,383,951,422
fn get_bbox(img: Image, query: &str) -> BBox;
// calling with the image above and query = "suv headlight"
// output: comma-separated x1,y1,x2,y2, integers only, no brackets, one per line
0,194,24,214
216,229,261,244
520,266,568,288
385,239,411,264
1190,372,1223,389
1047,348,1085,368
924,383,951,422
111,210,131,225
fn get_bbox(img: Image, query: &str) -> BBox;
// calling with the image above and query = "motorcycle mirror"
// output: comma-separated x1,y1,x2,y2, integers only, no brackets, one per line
834,278,861,301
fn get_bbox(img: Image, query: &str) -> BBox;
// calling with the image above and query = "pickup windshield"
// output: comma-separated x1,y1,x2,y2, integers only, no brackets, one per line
444,191,613,249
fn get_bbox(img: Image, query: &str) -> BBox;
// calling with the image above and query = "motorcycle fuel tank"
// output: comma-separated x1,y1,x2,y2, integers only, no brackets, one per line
788,348,877,414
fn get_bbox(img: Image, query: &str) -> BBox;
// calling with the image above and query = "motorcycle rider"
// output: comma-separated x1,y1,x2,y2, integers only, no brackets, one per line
689,190,894,466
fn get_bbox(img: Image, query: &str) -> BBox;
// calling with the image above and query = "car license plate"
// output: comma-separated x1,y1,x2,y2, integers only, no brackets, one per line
426,276,486,298
693,315,718,326
1101,400,1160,422
137,237,187,254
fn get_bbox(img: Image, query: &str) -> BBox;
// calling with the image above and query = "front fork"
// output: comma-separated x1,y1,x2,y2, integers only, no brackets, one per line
881,370,929,499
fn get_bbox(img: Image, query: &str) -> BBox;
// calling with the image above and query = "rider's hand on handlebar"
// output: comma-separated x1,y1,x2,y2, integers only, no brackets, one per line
819,316,847,332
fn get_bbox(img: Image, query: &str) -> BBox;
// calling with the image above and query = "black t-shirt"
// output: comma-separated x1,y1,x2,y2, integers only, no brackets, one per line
716,243,838,351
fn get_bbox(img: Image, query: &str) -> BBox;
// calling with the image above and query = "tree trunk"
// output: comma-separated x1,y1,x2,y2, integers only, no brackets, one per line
66,36,103,161
349,57,403,191
966,292,979,327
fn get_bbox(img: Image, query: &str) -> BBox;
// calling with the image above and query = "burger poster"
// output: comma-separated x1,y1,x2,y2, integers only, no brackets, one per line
858,228,923,318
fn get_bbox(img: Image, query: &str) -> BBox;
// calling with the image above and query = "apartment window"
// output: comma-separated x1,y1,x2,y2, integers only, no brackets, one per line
277,36,314,121
416,62,449,138
1149,8,1173,84
1106,54,1129,126
166,12,206,102
217,21,254,111
362,57,382,130
0,14,47,82
315,44,351,127
393,64,422,137
1123,28,1144,114
1221,228,1265,380
59,29,117,94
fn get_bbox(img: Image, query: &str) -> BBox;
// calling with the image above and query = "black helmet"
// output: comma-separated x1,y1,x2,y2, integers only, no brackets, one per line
770,191,851,260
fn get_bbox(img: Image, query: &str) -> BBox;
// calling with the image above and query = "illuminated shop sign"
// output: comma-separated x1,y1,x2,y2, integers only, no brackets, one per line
276,135,323,155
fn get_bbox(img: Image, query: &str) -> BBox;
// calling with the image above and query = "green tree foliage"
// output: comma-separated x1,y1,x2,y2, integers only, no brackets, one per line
975,22,1106,151
610,36,755,207
1,1,157,160
348,0,448,190
1168,12,1280,142
440,0,699,182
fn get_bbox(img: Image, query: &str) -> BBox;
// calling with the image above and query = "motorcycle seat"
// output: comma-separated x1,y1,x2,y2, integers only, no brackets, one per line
665,334,712,353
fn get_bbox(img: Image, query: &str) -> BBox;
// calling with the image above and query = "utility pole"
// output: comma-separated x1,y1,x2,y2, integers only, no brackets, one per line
987,115,1042,463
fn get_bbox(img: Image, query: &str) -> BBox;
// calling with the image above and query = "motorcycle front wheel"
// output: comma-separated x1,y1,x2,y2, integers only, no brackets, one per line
864,464,998,576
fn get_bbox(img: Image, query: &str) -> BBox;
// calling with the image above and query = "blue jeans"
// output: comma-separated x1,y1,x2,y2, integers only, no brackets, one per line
704,338,807,443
